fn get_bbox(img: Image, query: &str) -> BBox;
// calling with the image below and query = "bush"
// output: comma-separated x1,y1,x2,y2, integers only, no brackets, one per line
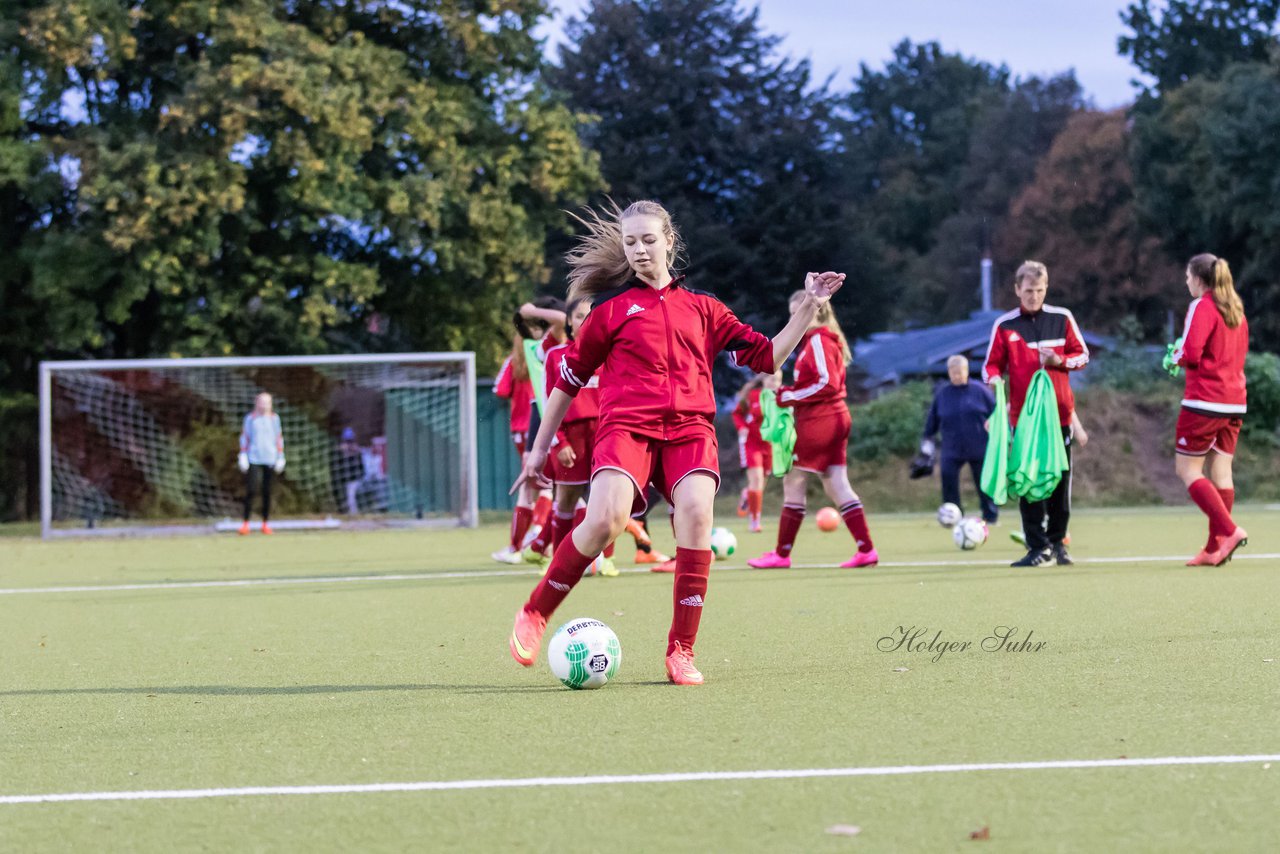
1088,316,1164,392
1244,351,1280,444
850,381,934,461
0,392,37,522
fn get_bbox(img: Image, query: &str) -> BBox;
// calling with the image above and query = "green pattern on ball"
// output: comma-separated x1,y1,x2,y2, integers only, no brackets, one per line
605,637,621,680
562,639,591,689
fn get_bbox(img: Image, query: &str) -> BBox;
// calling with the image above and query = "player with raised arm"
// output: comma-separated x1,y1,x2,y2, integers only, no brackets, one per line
237,392,285,535
747,294,877,569
1173,253,1250,566
507,200,844,685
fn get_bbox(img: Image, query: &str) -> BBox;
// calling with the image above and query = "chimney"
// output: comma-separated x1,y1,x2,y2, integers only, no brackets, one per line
980,252,993,313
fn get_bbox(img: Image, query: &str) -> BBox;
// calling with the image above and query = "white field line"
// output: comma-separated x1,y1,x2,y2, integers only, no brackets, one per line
2,552,1278,597
2,754,1277,806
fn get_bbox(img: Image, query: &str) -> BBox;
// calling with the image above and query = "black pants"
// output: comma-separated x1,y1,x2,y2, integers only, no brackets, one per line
1019,429,1072,551
244,464,274,522
940,456,999,523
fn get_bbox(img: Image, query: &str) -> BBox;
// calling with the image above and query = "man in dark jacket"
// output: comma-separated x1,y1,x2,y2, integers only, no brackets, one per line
922,355,998,524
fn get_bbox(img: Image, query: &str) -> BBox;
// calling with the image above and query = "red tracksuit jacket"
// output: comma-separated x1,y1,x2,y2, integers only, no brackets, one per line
544,341,600,436
554,277,775,440
493,356,533,433
983,305,1088,426
733,388,766,447
778,327,847,413
1174,297,1248,415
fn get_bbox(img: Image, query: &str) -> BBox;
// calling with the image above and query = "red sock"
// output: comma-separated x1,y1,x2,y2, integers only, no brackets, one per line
510,505,533,550
550,510,575,552
840,500,874,553
529,511,557,554
776,504,805,557
573,506,586,529
1206,487,1236,551
668,547,712,655
532,494,553,529
603,540,615,559
527,535,596,618
1188,478,1235,540
747,490,763,518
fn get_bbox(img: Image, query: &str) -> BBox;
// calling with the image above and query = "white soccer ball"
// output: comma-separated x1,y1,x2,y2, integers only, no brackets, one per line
709,526,737,560
547,618,621,690
952,517,989,550
936,502,962,528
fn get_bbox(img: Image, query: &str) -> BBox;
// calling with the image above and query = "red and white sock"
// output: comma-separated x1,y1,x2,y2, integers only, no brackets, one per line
840,500,874,553
747,490,763,520
603,540,615,559
527,535,596,618
668,547,712,655
529,511,557,554
1188,478,1235,543
550,509,576,553
510,505,533,551
532,493,553,530
776,504,805,557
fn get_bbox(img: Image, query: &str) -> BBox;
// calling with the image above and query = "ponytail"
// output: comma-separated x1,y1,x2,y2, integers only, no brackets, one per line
509,333,529,381
789,289,851,363
1187,253,1245,329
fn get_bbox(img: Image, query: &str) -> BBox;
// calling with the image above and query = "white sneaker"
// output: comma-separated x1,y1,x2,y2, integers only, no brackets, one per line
490,546,523,565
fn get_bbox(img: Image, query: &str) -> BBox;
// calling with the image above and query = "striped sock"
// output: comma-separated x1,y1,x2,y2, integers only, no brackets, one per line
840,500,874,553
776,504,806,557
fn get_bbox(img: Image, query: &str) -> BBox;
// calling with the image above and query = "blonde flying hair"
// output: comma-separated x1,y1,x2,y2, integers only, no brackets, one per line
1187,253,1245,329
1015,260,1048,287
789,290,851,363
565,200,685,305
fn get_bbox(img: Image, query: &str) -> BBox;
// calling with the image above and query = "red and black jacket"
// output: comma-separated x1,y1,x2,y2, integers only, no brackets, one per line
554,277,775,440
983,305,1088,426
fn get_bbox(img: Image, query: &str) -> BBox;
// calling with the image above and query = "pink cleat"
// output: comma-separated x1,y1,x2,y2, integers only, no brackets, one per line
508,607,547,667
665,642,704,685
747,550,791,569
1207,527,1248,567
840,548,879,568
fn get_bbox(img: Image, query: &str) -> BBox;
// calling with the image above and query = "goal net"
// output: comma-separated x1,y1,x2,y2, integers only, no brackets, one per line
39,354,478,538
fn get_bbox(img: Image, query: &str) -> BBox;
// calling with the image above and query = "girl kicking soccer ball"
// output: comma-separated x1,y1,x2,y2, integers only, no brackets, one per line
748,293,878,569
507,199,844,685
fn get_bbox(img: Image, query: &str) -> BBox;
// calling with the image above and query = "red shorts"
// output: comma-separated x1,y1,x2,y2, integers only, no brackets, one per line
793,405,851,473
739,439,772,471
592,427,720,516
511,431,527,457
551,419,597,484
1176,409,1242,456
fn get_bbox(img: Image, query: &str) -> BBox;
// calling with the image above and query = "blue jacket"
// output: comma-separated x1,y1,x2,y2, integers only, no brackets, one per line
924,380,995,461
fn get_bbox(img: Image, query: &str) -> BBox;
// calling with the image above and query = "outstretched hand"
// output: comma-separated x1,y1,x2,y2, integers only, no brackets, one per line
804,271,846,304
509,447,552,495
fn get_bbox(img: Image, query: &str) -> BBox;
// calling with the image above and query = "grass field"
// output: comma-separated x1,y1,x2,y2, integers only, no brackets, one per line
2,507,1278,852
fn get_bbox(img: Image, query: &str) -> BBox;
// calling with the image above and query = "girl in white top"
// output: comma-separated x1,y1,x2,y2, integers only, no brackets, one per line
238,393,285,534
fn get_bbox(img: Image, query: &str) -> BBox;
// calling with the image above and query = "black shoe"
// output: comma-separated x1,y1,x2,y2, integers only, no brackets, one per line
1052,543,1073,565
1011,548,1051,567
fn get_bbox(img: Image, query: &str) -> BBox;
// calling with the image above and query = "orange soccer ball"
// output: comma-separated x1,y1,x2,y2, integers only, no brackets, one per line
816,507,840,532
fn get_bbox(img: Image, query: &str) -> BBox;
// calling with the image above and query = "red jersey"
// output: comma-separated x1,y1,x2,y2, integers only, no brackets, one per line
544,342,599,426
493,355,534,433
733,387,766,446
1174,296,1248,415
554,277,775,441
778,327,847,412
982,305,1088,426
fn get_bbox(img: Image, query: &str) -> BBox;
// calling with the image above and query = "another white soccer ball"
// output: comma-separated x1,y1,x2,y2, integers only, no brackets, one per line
937,502,962,528
709,527,737,560
547,618,622,690
952,517,989,550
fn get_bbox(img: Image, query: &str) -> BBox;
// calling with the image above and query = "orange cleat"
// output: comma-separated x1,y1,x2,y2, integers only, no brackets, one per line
665,641,704,685
635,549,672,565
237,521,251,536
1185,549,1214,566
261,524,274,536
737,488,749,517
650,557,677,573
1207,527,1248,566
509,607,547,667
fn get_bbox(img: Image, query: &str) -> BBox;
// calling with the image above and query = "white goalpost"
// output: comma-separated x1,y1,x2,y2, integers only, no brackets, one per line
39,353,479,538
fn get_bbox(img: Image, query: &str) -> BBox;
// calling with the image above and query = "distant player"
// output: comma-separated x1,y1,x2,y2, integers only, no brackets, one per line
237,392,285,535
508,199,844,685
983,260,1089,567
921,355,999,525
1173,253,1249,566
747,294,877,569
731,372,777,533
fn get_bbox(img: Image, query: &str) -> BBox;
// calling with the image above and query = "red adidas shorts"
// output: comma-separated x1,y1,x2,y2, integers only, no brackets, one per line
1176,408,1242,456
592,427,720,516
551,419,597,484
793,405,851,473
739,439,772,471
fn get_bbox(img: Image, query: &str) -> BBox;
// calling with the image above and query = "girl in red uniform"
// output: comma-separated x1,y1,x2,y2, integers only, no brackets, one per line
732,372,779,533
748,293,878,569
1173,253,1249,566
491,301,565,564
508,200,844,685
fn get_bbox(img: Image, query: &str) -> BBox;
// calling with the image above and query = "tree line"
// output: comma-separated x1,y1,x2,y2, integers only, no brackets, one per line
2,0,1279,519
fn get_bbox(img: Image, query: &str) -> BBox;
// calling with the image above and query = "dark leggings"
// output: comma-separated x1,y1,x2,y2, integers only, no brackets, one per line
244,465,274,522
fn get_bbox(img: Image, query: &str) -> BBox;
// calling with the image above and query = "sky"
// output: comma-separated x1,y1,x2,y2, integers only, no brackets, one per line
541,0,1146,109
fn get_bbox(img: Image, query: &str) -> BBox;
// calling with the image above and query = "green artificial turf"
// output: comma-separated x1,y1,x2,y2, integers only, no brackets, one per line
1,508,1277,852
